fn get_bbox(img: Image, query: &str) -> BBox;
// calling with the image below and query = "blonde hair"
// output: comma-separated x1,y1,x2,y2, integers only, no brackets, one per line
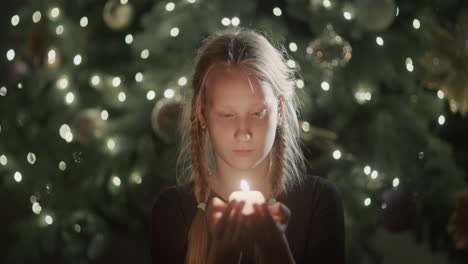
175,27,307,264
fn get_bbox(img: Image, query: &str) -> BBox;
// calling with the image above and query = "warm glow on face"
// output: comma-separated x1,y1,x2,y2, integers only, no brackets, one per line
240,179,250,191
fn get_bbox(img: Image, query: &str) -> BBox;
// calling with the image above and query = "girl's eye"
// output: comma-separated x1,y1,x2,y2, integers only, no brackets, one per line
222,114,233,118
253,110,267,117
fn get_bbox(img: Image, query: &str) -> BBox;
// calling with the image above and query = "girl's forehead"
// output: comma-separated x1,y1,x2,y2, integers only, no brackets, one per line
204,65,276,105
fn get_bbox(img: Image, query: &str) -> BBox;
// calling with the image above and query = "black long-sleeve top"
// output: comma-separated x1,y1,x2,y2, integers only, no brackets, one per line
151,175,345,264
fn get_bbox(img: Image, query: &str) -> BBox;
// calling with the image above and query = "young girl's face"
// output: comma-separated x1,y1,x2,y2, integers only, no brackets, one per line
200,65,282,171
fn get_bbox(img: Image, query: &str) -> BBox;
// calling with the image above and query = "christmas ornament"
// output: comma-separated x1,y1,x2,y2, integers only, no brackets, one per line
103,0,134,31
151,97,183,143
378,188,418,233
447,190,468,249
356,0,396,32
420,13,468,115
72,108,107,144
306,24,352,69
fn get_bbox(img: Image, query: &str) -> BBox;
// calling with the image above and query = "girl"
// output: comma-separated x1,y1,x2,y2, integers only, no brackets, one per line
151,27,345,264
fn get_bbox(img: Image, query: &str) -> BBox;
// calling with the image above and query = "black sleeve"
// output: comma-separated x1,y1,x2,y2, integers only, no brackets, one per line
151,187,187,264
304,178,346,264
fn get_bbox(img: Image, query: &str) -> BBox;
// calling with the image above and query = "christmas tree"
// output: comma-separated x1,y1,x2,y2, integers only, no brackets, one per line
1,0,467,263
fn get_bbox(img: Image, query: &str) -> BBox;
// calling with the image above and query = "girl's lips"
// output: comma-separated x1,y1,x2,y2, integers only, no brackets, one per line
233,150,254,155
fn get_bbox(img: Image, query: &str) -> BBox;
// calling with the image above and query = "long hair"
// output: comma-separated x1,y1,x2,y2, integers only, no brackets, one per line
175,27,307,264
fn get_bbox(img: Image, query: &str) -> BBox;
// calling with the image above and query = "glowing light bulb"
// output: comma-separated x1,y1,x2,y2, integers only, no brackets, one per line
125,34,133,44
333,150,342,160
273,7,282,16
80,17,88,27
166,2,175,11
11,15,20,26
6,49,15,61
32,11,42,23
170,27,179,37
147,90,156,100
164,89,175,98
321,81,330,91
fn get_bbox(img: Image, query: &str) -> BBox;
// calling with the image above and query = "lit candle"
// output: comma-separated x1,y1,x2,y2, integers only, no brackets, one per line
229,179,265,215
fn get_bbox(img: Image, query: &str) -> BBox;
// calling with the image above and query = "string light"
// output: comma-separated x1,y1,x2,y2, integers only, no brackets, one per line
80,17,88,27
296,79,304,89
0,155,7,166
101,110,109,120
164,88,175,98
57,76,69,89
55,25,64,35
11,15,20,26
287,59,296,68
392,178,400,187
376,36,384,46
74,224,81,232
343,11,352,20
48,49,57,64
332,150,342,160
120,0,128,4
14,171,22,182
364,165,371,175
112,77,121,87
17,83,23,89
107,138,116,151
438,115,445,125
131,172,143,184
354,89,372,104
50,7,60,20
73,55,82,65
178,76,187,86
437,90,444,99
59,124,72,142
147,90,156,100
289,42,298,52
45,215,53,225
273,7,282,16
396,6,399,16
221,17,230,26
140,49,149,59
118,91,126,102
6,49,15,61
405,57,414,72
231,17,240,27
0,86,7,96
58,161,67,171
322,0,331,8
165,2,175,11
112,176,121,186
321,81,330,91
65,92,75,104
32,202,42,214
370,170,378,179
27,152,37,165
32,11,42,23
412,19,421,29
170,27,179,37
301,121,310,132
364,197,371,206
91,74,101,86
125,34,134,44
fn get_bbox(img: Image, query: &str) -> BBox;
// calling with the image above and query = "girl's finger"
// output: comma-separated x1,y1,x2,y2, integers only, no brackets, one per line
216,200,237,234
230,201,245,245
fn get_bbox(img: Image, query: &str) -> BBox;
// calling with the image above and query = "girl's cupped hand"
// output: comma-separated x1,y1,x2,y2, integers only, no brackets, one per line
206,197,246,264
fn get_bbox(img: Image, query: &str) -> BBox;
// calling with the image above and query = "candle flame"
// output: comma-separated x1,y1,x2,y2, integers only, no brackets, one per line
240,179,250,191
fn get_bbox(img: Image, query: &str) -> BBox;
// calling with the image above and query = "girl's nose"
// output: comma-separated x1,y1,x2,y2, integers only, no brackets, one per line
235,129,252,142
